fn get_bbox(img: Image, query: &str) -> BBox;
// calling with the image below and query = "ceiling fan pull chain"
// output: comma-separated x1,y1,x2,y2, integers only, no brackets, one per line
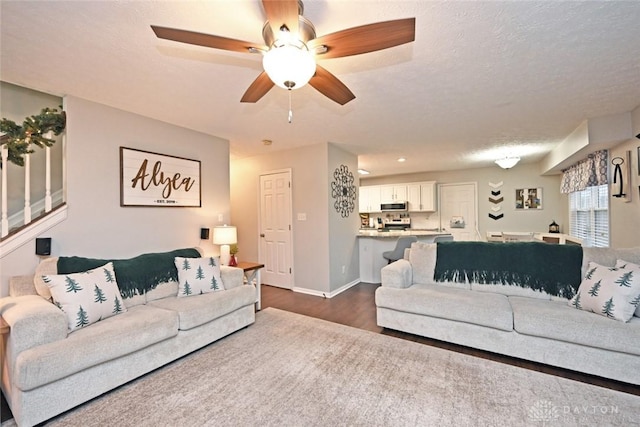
288,90,293,124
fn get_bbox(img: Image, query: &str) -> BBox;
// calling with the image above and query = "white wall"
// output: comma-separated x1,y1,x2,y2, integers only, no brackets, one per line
362,163,567,238
0,96,231,296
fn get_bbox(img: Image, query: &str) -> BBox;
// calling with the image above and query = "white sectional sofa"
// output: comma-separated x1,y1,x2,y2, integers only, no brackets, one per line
0,248,256,427
376,242,640,385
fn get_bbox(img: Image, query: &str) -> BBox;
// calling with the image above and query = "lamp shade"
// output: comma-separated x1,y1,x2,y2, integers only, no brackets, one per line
495,157,520,169
213,225,237,245
263,44,316,90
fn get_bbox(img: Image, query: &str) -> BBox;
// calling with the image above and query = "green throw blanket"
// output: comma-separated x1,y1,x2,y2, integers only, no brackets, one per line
57,248,201,299
433,241,583,298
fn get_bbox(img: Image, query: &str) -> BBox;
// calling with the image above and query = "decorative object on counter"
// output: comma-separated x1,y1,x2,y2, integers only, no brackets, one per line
331,164,356,218
549,220,560,233
494,156,520,169
488,181,504,220
213,225,237,266
515,187,542,210
0,106,66,167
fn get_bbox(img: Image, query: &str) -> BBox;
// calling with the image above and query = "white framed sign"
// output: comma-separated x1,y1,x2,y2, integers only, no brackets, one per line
120,147,201,207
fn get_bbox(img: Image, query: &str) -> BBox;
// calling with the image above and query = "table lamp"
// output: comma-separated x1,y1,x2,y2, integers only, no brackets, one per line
213,225,237,266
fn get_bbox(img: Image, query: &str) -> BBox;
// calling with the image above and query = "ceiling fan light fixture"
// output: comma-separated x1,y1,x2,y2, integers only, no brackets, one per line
263,42,316,90
495,156,521,169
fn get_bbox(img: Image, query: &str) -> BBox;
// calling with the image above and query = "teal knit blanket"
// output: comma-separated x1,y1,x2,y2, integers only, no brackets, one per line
57,248,201,299
433,241,583,298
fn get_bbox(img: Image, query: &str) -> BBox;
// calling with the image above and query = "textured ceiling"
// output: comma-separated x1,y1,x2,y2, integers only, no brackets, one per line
2,1,639,177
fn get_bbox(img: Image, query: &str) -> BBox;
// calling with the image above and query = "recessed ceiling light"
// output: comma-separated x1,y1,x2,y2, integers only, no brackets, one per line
358,169,370,175
397,157,406,162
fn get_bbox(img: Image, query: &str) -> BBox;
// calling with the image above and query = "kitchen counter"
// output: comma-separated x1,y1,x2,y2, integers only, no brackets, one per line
357,229,451,238
358,230,453,283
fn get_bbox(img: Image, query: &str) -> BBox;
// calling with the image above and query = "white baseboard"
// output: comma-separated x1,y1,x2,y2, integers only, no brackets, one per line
292,278,360,299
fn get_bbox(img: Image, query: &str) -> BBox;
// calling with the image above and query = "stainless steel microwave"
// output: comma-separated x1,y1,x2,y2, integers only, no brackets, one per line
380,201,408,212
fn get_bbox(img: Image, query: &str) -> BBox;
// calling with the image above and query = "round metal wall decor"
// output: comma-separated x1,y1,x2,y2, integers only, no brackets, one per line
331,164,356,218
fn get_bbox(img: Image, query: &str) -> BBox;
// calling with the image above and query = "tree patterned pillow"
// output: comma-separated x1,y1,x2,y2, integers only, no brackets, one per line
174,256,225,297
568,261,640,322
43,262,127,332
615,259,640,318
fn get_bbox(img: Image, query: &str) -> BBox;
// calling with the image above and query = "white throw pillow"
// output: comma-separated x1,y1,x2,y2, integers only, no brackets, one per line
568,261,640,322
615,259,640,317
43,262,127,332
175,256,225,297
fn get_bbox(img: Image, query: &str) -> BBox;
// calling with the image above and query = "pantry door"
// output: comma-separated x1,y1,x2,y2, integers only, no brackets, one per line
439,182,479,241
259,170,293,289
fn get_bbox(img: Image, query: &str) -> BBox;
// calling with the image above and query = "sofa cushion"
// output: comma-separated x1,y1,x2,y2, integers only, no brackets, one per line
147,284,256,331
375,283,513,331
14,304,179,391
581,247,640,277
569,261,640,322
43,262,127,332
616,260,640,317
408,243,469,289
510,296,640,356
175,256,225,297
34,256,58,300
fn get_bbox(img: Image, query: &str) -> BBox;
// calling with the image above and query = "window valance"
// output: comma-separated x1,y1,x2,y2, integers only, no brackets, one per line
560,150,608,194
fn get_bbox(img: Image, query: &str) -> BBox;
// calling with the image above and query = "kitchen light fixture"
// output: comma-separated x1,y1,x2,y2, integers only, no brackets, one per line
495,156,520,169
358,169,370,175
213,225,237,266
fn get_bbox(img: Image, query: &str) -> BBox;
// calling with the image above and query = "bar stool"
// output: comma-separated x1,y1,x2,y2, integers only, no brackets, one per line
382,236,418,264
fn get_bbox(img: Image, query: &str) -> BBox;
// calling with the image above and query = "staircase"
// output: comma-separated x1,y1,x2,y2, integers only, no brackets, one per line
0,140,67,257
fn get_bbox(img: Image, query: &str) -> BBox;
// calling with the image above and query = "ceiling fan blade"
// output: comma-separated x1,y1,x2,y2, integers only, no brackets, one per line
308,65,355,105
308,18,415,60
240,72,275,103
151,25,265,53
261,0,299,40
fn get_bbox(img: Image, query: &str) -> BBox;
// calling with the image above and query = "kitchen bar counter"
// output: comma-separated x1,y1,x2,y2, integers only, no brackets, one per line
357,229,451,238
358,230,452,283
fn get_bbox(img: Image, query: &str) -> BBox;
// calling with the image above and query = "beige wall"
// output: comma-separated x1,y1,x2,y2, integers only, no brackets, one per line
609,105,640,248
231,142,359,295
1,96,230,296
362,162,568,238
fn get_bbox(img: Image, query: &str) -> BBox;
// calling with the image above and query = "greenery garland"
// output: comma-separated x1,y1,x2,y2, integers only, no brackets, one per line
0,106,66,167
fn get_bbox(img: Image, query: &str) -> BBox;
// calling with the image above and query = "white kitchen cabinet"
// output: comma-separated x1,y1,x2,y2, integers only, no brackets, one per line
380,184,407,202
407,181,437,212
359,186,381,213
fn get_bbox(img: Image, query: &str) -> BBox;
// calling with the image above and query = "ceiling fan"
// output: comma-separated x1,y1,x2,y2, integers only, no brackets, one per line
151,0,415,106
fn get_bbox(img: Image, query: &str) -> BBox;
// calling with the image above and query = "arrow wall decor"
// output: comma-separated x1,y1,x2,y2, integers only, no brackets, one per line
488,181,504,220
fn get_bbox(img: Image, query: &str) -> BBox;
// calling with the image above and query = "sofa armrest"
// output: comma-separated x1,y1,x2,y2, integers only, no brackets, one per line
221,266,244,289
381,259,413,289
0,295,68,357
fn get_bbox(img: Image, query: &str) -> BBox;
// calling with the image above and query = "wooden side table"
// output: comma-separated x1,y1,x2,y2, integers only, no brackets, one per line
235,261,264,311
0,315,8,384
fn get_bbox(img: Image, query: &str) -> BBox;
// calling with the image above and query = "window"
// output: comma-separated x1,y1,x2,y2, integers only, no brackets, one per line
569,184,609,247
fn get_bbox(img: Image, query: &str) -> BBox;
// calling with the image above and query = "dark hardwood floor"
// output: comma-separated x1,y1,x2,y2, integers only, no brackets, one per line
3,282,637,423
261,282,640,397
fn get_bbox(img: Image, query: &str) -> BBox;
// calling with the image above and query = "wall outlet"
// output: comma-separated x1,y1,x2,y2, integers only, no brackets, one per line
341,265,346,274
297,213,307,221
218,213,224,222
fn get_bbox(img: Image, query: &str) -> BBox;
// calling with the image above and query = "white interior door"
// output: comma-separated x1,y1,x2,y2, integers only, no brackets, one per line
439,182,479,241
259,171,293,289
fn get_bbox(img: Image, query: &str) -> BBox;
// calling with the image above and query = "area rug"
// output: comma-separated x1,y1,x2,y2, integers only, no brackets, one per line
5,308,639,426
